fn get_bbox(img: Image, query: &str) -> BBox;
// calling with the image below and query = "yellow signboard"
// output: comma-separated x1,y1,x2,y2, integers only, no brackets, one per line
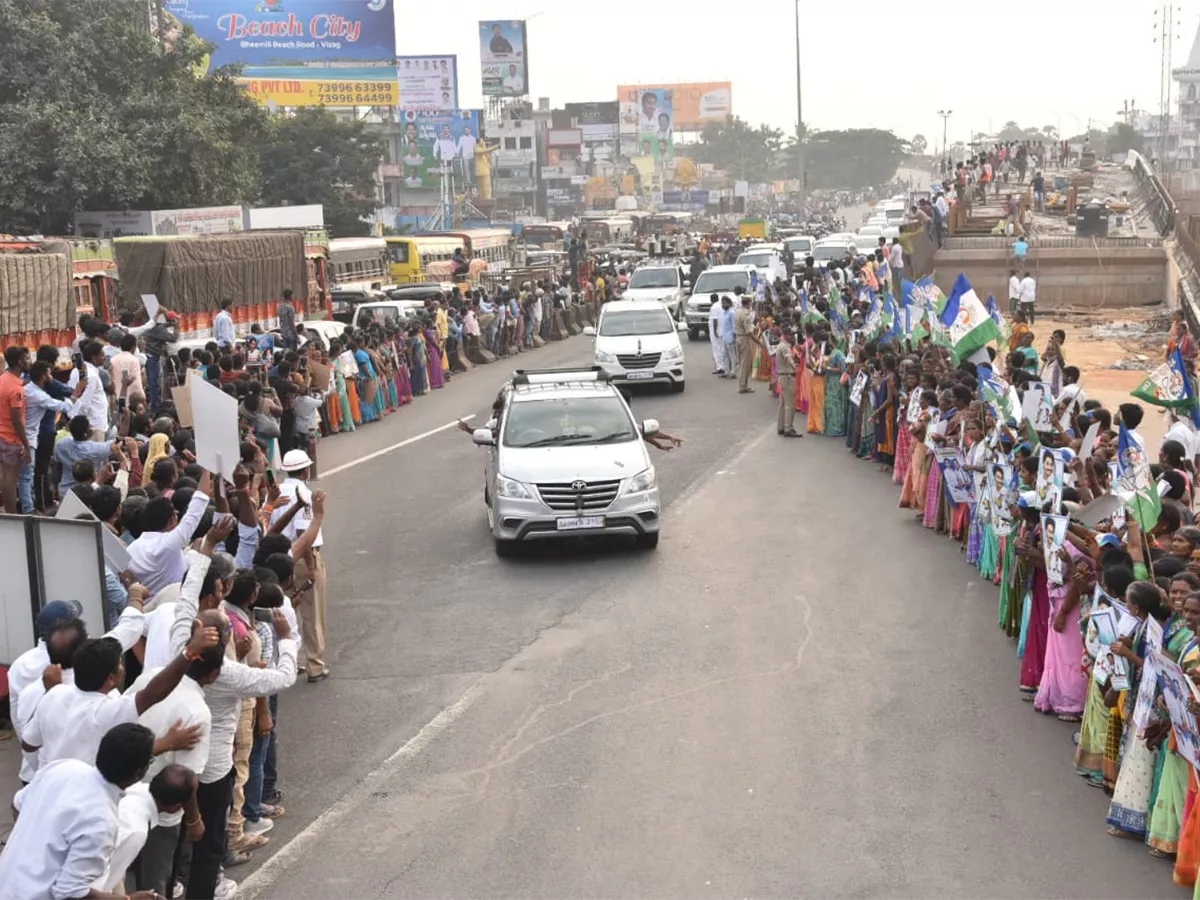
237,78,398,107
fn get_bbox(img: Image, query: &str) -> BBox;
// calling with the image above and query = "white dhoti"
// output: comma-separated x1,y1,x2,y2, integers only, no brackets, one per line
709,323,723,371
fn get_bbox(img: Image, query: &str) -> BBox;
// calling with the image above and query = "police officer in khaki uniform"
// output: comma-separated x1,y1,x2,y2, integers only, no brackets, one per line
733,294,755,393
774,328,802,437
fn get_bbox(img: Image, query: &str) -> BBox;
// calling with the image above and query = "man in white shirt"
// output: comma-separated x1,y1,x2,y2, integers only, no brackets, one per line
637,91,660,130
23,613,219,769
124,616,226,897
271,449,329,681
933,192,949,247
97,767,194,896
0,722,159,900
1165,411,1200,464
1018,270,1037,324
502,63,524,94
887,238,904,299
433,124,457,162
168,532,299,899
707,294,725,375
214,298,236,351
9,599,147,787
457,124,478,161
1008,268,1022,317
128,479,210,596
68,339,111,440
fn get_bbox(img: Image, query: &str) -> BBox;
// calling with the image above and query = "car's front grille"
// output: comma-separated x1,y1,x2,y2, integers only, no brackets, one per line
537,480,621,511
616,353,661,369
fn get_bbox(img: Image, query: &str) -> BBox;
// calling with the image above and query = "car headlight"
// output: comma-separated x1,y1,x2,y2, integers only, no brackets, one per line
595,349,616,363
624,466,657,495
663,346,683,363
496,474,533,499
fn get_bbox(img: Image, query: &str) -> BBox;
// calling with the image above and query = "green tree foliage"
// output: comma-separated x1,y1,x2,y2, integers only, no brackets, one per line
690,116,784,183
0,0,264,233
910,134,928,155
802,129,907,191
1107,123,1143,156
257,108,387,238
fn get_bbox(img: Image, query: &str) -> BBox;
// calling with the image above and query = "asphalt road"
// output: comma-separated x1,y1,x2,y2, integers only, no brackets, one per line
231,329,1185,900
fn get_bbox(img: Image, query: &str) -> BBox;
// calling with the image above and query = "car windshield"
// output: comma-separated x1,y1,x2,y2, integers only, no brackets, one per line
785,238,813,253
737,253,773,268
813,244,851,262
599,309,675,336
628,268,679,289
503,396,637,448
693,271,749,294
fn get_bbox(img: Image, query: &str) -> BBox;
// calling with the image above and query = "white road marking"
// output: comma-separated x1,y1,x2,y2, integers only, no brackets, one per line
316,416,474,479
236,675,488,899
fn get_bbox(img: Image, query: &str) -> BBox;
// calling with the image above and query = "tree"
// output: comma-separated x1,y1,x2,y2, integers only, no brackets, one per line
1042,124,1060,140
689,115,784,183
257,108,387,238
803,129,907,191
0,0,266,233
910,134,928,156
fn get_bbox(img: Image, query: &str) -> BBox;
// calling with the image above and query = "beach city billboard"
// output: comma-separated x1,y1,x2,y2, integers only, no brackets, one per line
478,20,528,97
617,82,732,133
161,0,399,106
396,55,458,110
395,109,481,190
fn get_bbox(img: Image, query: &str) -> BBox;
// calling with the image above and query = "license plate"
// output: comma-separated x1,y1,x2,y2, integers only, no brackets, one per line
626,371,654,380
556,516,604,531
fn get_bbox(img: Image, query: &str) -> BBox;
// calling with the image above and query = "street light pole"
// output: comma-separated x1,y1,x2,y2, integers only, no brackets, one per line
794,0,805,216
937,109,953,164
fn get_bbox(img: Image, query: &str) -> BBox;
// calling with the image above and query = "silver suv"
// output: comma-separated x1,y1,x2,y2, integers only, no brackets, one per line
472,368,662,556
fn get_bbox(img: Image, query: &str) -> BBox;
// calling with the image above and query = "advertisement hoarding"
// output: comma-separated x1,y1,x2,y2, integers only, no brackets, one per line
162,0,399,106
618,82,732,132
565,102,619,126
244,205,325,230
659,190,710,212
397,55,459,110
547,129,582,148
238,78,397,107
396,110,481,190
150,206,245,236
479,20,528,97
623,88,674,163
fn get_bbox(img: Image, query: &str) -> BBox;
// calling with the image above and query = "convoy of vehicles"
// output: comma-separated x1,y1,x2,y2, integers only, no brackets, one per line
734,245,787,286
584,299,686,393
472,367,663,556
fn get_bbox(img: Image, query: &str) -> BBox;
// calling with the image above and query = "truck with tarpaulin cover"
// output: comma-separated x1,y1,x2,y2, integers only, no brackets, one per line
113,231,324,340
0,241,79,352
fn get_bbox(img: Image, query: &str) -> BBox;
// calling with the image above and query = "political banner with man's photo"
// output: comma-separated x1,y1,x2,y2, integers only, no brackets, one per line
396,110,481,189
624,88,674,163
479,20,528,97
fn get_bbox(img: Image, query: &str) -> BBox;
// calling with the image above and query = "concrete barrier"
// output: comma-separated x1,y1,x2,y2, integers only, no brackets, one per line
452,340,472,371
465,334,496,365
550,311,567,340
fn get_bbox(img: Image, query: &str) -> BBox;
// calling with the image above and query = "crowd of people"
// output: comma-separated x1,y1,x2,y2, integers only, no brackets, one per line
719,241,1200,895
0,280,587,899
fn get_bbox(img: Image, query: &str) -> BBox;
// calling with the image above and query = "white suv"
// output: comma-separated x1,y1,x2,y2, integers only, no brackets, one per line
622,263,688,320
473,368,662,556
584,299,685,393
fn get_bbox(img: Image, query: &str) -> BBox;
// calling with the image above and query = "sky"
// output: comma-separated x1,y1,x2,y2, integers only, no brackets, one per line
396,0,1200,146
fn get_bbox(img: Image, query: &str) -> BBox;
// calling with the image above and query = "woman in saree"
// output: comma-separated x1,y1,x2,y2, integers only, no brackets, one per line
1107,581,1172,839
351,341,379,424
752,310,774,387
892,368,918,485
1033,542,1092,720
424,321,446,390
1076,567,1138,787
365,339,389,419
1174,593,1200,887
1017,512,1051,698
823,341,847,437
963,419,989,566
871,354,899,469
900,388,932,511
844,347,862,453
806,331,827,434
856,361,878,459
409,327,429,396
1146,575,1200,857
923,390,956,529
795,325,814,416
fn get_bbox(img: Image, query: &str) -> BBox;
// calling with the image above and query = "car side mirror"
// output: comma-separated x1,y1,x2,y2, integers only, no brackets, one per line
641,417,660,436
582,326,596,336
471,428,495,446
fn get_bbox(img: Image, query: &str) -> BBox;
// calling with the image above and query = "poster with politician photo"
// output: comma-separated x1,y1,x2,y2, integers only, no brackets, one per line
632,88,674,163
479,20,528,97
398,110,481,189
397,55,458,111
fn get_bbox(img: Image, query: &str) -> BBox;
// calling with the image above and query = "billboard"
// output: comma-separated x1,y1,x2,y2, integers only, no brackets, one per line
74,206,244,237
626,88,674,163
618,82,732,132
479,20,528,97
162,0,399,106
396,110,481,190
565,102,619,127
397,55,458,110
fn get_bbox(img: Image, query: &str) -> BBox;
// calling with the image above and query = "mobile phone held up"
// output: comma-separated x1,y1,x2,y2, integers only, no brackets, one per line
72,352,83,371
253,608,274,623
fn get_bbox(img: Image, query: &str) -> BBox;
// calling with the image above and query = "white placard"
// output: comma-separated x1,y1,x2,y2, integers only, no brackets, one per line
189,376,240,483
140,293,160,322
1079,422,1101,462
56,489,132,573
